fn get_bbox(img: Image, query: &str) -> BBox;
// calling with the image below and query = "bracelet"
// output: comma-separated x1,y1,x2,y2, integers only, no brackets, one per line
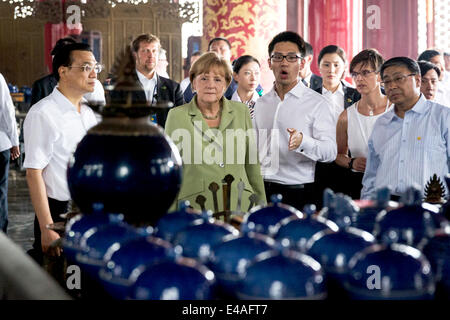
348,158,355,170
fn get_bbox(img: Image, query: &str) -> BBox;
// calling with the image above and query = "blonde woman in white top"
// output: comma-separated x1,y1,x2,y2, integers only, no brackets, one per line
336,49,392,199
231,55,262,118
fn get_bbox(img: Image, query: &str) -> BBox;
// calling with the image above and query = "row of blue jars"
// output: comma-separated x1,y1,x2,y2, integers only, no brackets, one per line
230,195,328,299
63,205,218,300
315,187,449,300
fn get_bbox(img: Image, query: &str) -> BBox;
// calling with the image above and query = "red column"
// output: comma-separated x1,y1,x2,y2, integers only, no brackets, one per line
308,0,362,81
203,0,287,92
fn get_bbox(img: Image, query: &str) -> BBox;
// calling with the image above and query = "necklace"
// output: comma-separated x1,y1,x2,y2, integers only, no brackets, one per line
201,106,222,120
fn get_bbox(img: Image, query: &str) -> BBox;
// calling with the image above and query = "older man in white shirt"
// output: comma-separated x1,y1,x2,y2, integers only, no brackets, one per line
0,73,20,233
254,31,336,210
24,43,98,262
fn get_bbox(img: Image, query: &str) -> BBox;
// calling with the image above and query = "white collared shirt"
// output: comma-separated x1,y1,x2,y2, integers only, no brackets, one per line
0,73,19,152
230,90,260,104
23,87,98,201
322,82,345,119
253,81,337,185
136,69,157,103
302,72,312,87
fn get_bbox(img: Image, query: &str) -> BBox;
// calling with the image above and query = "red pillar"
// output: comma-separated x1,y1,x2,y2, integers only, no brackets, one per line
308,0,362,81
203,0,287,92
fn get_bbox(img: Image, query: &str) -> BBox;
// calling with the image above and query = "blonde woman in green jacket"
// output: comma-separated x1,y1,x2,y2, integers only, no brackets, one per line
165,52,266,212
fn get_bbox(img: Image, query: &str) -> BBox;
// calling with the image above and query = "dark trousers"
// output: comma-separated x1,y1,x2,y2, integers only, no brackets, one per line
0,149,10,233
264,181,315,211
30,197,68,264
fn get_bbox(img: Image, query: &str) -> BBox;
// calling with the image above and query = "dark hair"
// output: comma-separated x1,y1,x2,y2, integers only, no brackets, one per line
51,37,77,56
380,57,420,79
304,42,313,57
417,50,441,62
349,48,384,73
318,45,346,66
233,55,260,73
208,37,231,51
52,42,92,81
268,31,306,57
191,51,202,57
131,33,160,53
418,60,441,78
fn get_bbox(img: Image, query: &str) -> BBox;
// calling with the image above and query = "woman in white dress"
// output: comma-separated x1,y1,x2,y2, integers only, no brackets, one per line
231,55,262,118
336,49,393,199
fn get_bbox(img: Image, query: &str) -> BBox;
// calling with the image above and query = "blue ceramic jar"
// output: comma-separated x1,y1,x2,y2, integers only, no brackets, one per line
67,116,182,226
274,204,338,252
154,201,203,242
76,220,147,278
235,249,326,300
345,243,435,300
98,236,174,299
130,257,216,300
419,227,450,299
63,212,119,264
242,195,303,236
208,229,275,298
373,188,447,248
172,214,239,263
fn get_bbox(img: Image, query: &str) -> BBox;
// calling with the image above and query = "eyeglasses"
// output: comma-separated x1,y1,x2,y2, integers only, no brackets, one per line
381,73,416,87
351,70,377,79
68,63,103,74
270,53,303,63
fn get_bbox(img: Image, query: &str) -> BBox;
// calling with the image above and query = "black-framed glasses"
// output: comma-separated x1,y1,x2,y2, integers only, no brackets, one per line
68,63,103,74
381,73,416,87
270,53,303,63
351,70,377,79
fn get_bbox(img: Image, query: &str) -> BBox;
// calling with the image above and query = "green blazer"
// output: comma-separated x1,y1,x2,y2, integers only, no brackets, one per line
165,97,266,213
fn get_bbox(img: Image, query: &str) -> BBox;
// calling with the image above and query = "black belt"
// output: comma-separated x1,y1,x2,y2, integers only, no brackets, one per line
264,181,309,189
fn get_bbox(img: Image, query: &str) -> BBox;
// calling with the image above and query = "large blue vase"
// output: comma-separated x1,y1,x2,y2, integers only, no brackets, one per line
67,115,182,226
345,243,435,300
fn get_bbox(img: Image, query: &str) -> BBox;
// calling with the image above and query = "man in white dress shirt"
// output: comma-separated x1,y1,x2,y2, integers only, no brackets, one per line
418,50,450,107
0,73,20,233
253,31,337,210
24,43,98,262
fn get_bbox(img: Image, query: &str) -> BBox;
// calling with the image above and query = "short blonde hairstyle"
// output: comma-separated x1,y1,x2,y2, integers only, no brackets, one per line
189,52,232,87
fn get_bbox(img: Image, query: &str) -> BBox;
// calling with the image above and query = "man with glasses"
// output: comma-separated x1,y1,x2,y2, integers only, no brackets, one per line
253,31,337,210
23,43,99,264
31,37,106,107
361,57,450,200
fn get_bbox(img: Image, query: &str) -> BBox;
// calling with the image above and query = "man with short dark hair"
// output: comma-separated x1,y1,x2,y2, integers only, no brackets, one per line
417,49,450,107
254,31,337,209
130,33,184,127
417,60,442,103
361,57,450,200
299,41,322,90
31,37,105,107
24,43,99,261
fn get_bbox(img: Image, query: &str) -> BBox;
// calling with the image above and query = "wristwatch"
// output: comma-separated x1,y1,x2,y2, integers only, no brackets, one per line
348,158,355,170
